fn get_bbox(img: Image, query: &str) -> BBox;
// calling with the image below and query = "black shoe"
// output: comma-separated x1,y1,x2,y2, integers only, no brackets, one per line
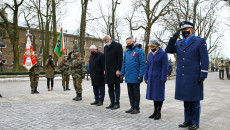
154,113,161,120
34,87,39,94
72,96,77,100
31,90,34,94
130,109,140,114
179,122,192,128
75,97,82,101
188,124,199,130
91,100,99,105
125,108,134,113
148,112,156,119
111,104,120,110
106,104,114,109
97,102,103,106
0,94,2,98
63,86,66,91
66,86,71,90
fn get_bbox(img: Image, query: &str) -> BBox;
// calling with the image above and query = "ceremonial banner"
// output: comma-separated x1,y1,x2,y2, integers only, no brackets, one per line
54,28,65,57
23,34,37,71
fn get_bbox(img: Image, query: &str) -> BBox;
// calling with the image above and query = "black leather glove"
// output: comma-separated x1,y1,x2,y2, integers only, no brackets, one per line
161,81,166,85
172,29,180,40
138,77,143,83
120,76,124,83
144,79,148,84
198,77,205,85
68,51,73,56
28,72,32,75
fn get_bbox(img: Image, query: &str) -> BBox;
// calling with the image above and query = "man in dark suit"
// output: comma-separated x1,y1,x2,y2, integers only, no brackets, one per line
103,35,123,110
166,21,209,130
89,45,105,106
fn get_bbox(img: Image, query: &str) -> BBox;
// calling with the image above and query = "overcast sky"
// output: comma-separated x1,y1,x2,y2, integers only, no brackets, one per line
3,0,230,58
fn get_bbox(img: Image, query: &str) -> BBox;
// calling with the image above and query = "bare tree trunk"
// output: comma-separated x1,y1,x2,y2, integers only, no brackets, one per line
79,0,88,58
44,0,51,67
52,0,58,63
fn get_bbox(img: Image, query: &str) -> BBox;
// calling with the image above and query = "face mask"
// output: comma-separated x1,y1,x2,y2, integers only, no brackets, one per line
106,42,111,46
151,49,156,52
182,31,190,38
74,53,80,57
126,44,134,49
91,51,96,55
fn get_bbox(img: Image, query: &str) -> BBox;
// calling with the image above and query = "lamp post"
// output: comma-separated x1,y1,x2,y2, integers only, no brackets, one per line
0,38,3,72
0,51,2,72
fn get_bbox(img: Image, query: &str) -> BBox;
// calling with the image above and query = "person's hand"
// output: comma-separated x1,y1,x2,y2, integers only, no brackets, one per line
120,76,124,83
161,81,166,85
138,77,143,83
144,79,148,84
116,70,120,77
68,51,73,56
172,29,180,40
198,77,205,85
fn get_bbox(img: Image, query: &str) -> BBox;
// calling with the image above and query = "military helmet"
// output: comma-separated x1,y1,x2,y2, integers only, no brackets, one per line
73,49,80,53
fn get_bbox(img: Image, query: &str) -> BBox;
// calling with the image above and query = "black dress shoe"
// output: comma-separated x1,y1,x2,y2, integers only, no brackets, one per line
106,104,114,109
111,104,120,110
188,124,199,130
97,102,103,106
90,100,99,105
154,113,161,120
148,112,156,119
130,109,140,114
125,108,134,113
178,122,192,128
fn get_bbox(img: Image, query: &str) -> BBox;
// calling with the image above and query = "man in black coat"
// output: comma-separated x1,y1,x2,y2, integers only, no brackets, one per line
103,35,123,110
89,45,105,106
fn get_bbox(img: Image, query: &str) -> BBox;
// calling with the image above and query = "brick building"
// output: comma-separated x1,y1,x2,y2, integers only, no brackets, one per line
0,25,104,72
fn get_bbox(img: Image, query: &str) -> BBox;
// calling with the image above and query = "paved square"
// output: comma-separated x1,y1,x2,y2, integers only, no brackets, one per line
0,72,230,129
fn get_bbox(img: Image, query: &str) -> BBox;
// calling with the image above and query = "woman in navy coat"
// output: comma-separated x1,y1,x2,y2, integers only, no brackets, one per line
144,39,168,120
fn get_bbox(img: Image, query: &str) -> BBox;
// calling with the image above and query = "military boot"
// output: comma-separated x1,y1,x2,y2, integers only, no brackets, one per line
66,85,71,90
63,86,66,91
0,94,2,98
34,87,39,94
31,88,35,94
75,93,82,101
72,93,78,100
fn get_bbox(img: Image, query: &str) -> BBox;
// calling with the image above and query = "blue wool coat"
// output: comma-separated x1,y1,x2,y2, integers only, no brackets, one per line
167,63,172,75
144,48,168,101
165,35,209,101
120,46,146,83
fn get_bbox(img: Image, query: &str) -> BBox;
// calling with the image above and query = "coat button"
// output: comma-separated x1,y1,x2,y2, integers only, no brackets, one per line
183,66,184,68
183,58,185,60
183,51,186,53
182,74,184,76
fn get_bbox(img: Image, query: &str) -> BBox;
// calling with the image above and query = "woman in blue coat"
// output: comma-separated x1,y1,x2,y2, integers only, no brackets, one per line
144,39,168,120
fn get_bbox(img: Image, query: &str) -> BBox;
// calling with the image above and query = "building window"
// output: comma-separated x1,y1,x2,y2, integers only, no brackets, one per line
84,41,86,46
83,50,86,57
0,44,6,48
2,60,7,64
98,42,102,47
73,40,78,45
90,41,94,46
64,37,68,44
0,30,2,37
12,60,14,64
39,47,43,55
2,31,6,38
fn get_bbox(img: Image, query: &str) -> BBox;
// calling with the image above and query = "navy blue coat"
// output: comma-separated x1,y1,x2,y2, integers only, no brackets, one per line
165,35,209,101
120,45,146,83
144,48,168,101
167,63,172,75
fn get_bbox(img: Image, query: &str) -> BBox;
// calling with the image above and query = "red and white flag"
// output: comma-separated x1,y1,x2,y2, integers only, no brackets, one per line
23,34,37,71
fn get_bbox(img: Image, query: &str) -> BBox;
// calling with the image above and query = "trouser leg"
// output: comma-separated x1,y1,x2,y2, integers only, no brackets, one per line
76,78,82,93
127,83,135,109
191,101,201,125
108,84,115,104
133,83,140,110
47,78,50,88
184,101,193,123
99,85,105,103
51,78,54,88
93,86,99,101
114,83,120,105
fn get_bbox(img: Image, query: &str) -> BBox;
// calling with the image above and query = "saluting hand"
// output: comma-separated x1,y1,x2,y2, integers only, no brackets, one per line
172,29,181,40
116,70,120,77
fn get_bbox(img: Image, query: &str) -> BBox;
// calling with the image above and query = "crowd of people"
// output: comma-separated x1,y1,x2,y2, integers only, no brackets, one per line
0,21,209,130
217,59,229,80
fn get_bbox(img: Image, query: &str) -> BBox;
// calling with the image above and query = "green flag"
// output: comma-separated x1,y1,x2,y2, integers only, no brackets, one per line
54,28,65,57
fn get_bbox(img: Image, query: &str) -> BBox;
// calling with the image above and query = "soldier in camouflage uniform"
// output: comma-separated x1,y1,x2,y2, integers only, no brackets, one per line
58,55,71,91
29,51,40,94
68,49,87,101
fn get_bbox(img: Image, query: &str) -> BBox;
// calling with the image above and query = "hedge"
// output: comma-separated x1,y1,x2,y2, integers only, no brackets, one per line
0,71,62,75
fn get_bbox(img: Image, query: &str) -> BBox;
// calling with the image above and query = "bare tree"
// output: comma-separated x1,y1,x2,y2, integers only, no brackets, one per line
0,0,25,72
128,0,173,58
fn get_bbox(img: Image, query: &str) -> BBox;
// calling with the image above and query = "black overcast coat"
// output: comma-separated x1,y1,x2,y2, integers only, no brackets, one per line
89,51,105,86
104,40,123,84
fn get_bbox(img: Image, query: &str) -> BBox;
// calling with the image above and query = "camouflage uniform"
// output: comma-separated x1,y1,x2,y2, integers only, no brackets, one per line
29,56,40,94
58,58,71,91
69,50,87,101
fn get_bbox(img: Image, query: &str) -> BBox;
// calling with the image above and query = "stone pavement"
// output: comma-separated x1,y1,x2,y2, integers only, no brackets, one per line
0,72,229,130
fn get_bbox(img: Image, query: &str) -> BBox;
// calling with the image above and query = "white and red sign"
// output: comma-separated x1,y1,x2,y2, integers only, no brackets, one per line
23,34,37,71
